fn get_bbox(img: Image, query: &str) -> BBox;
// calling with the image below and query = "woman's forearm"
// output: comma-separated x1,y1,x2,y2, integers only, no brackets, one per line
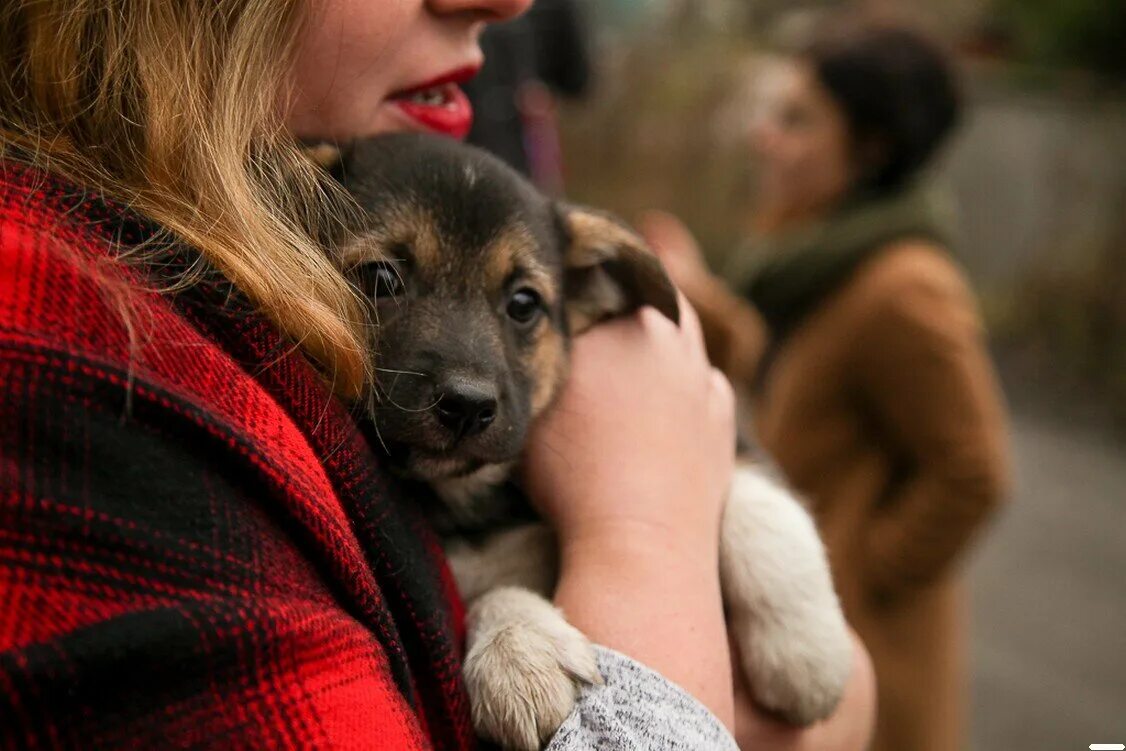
554,529,734,730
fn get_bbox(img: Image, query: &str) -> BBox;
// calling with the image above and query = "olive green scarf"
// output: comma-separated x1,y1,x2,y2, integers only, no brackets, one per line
727,184,956,338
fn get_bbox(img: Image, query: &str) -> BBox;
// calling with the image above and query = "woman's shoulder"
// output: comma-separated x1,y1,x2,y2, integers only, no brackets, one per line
843,238,977,323
855,239,970,302
0,163,410,511
832,238,984,360
0,163,333,458
1,163,185,370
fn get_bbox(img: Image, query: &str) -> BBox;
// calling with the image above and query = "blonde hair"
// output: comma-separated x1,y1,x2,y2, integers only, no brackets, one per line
0,0,368,398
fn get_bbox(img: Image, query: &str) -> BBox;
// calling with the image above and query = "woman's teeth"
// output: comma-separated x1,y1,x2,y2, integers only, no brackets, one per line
407,87,450,107
390,79,473,139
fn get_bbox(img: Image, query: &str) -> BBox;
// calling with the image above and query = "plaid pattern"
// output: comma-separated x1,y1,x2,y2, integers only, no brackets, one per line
0,162,474,750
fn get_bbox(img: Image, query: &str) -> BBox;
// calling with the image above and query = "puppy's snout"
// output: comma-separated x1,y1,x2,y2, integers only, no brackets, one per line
435,378,498,440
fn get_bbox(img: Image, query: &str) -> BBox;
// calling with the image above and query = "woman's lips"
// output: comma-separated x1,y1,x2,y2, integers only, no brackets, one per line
391,84,474,140
388,67,479,140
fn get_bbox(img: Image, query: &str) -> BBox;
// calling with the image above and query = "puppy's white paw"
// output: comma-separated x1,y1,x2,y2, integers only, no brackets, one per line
720,466,854,726
733,608,853,726
464,587,600,750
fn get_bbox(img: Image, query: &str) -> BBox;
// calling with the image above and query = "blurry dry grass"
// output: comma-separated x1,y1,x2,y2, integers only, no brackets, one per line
559,29,758,268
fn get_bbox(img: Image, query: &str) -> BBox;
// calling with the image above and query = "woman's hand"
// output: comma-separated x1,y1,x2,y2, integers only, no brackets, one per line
523,294,735,554
522,295,737,727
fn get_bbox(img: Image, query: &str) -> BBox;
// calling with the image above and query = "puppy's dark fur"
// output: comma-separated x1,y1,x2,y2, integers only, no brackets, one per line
328,133,676,530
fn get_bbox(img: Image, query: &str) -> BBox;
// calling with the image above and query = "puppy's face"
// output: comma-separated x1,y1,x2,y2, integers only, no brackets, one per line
331,134,677,483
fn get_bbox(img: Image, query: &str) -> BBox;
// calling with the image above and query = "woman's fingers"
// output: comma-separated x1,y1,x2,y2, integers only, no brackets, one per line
674,291,707,358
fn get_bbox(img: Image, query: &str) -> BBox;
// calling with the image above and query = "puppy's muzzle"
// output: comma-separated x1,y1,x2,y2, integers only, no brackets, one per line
435,376,498,441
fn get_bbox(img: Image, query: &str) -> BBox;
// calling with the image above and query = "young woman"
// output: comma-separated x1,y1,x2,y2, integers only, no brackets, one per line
0,2,871,748
643,17,1010,751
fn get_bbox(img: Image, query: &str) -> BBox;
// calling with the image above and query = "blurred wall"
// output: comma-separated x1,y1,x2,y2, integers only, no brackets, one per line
947,80,1126,298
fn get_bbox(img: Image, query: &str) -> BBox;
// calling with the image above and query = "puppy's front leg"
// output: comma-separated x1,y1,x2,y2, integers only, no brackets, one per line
445,522,558,602
720,465,853,726
445,524,598,749
463,587,601,751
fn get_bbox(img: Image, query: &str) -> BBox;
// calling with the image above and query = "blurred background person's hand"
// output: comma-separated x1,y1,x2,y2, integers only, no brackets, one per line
637,209,712,291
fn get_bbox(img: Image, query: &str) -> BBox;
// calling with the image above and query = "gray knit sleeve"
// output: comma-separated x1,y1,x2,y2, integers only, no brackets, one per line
546,646,739,750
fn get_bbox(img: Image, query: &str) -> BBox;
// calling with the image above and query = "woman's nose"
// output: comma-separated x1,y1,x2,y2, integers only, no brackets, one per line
428,0,532,23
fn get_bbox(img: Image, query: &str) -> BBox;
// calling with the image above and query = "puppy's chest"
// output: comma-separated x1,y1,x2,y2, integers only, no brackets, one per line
427,477,542,546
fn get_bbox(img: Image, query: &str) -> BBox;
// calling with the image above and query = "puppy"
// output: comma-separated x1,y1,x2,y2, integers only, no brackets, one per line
324,134,853,750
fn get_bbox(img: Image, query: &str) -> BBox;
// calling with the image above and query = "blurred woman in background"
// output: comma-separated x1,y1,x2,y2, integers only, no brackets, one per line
642,16,1011,751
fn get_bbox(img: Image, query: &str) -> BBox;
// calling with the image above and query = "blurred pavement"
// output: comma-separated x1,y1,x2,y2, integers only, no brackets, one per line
970,412,1126,750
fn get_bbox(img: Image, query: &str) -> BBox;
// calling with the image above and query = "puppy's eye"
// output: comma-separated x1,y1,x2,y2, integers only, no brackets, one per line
507,288,543,326
355,261,404,300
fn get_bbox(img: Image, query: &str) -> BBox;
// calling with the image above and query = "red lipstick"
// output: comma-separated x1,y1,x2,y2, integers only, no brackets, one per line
389,66,480,140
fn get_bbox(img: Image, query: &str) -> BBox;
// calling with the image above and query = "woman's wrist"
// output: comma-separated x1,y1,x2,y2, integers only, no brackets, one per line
558,516,719,570
554,523,733,730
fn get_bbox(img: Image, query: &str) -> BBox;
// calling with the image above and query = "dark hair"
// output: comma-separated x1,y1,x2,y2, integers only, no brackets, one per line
801,18,963,193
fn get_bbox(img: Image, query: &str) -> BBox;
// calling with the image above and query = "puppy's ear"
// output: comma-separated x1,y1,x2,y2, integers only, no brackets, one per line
558,204,680,333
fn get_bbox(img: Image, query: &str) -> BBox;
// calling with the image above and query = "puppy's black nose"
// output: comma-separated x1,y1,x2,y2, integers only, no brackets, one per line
436,380,498,440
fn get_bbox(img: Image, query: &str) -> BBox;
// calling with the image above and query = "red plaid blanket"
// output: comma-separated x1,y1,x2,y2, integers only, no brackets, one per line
0,162,474,749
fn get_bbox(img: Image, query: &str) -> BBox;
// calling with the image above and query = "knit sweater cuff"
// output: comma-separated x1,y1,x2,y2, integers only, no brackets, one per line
547,646,738,750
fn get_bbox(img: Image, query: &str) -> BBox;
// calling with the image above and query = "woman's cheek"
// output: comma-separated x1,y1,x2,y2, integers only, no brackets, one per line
287,0,415,138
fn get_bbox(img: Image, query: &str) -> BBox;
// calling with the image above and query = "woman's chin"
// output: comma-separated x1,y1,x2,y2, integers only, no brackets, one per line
287,106,428,144
366,106,422,137
355,104,449,140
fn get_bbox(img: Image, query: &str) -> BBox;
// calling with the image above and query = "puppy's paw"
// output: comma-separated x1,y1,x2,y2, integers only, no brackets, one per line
733,608,853,726
720,466,854,726
464,587,601,750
